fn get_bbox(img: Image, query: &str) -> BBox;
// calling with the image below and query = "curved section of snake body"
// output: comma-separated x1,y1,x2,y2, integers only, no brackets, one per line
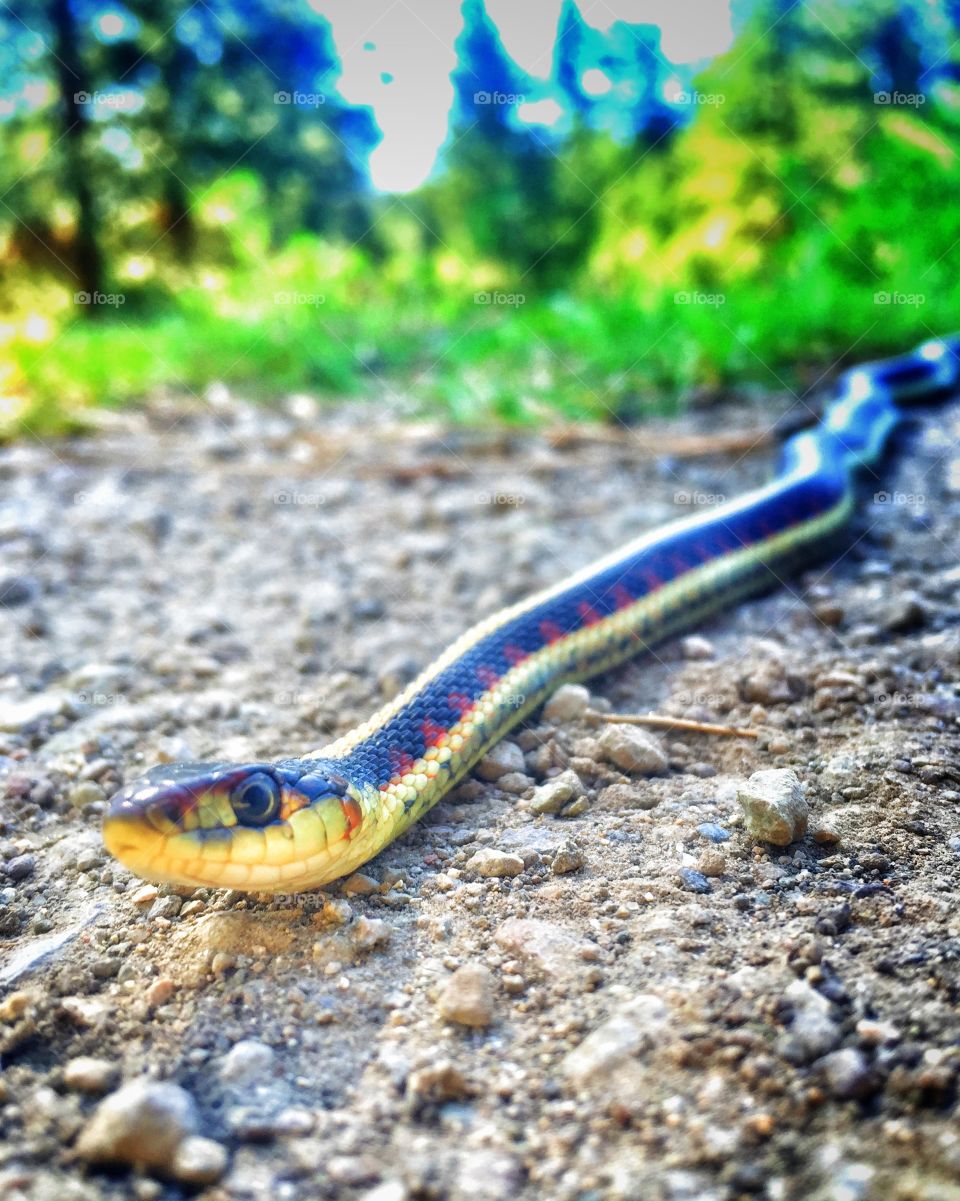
104,336,959,892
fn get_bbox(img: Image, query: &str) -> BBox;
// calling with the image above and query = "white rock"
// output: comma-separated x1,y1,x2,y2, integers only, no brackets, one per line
358,1183,409,1201
597,724,668,775
737,768,808,845
681,635,715,660
219,1039,275,1084
543,684,591,723
452,1149,522,1201
0,692,70,733
820,1048,876,1099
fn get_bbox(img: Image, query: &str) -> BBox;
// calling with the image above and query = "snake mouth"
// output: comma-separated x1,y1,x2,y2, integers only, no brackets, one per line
102,810,168,875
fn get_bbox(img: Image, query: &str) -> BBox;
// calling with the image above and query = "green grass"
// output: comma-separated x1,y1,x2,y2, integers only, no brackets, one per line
6,219,960,440
7,283,954,440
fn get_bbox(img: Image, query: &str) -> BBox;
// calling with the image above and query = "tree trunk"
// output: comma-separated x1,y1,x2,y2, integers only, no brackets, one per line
49,0,104,310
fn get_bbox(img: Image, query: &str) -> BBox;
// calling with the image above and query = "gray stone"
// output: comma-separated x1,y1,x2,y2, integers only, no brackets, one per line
780,981,841,1064
474,741,525,781
0,575,39,608
5,854,36,882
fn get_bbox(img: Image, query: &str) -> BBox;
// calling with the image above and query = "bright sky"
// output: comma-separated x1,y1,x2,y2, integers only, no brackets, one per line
312,1,734,192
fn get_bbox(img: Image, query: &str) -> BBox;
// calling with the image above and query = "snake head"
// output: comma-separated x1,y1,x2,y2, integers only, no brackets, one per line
103,760,356,892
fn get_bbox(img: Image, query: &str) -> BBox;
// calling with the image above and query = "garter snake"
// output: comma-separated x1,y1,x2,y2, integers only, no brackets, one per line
104,336,958,892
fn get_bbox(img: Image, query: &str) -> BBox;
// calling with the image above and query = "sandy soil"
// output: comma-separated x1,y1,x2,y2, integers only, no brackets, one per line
1,386,959,1201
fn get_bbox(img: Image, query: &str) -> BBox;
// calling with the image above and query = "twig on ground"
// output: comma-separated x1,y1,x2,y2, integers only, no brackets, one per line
586,709,760,739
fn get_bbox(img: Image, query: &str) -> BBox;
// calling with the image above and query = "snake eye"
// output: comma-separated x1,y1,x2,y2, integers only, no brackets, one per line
230,772,281,826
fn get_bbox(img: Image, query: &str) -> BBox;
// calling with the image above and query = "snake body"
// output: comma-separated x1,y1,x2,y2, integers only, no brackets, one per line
104,336,959,892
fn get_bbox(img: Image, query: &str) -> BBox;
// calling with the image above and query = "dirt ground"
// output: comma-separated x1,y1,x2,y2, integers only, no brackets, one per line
1,384,959,1201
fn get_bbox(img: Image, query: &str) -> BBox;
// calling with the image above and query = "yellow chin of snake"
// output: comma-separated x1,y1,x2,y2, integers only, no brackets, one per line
102,790,395,894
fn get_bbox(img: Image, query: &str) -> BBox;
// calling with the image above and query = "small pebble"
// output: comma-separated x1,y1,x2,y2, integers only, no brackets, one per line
597,782,661,811
171,1136,229,1185
406,1060,471,1103
740,655,797,705
148,895,182,921
597,725,668,775
0,575,39,608
530,770,584,815
0,693,69,733
496,771,533,795
696,849,726,878
810,817,841,845
562,995,669,1084
474,741,525,781
219,1039,275,1084
820,1047,877,1099
552,844,586,875
780,982,841,1064
681,635,714,660
321,897,354,926
465,848,524,878
437,962,496,1027
679,868,712,894
4,854,35,882
63,1056,120,1094
69,782,107,808
542,683,591,723
146,978,176,1008
342,872,379,896
737,768,808,846
349,916,391,952
358,1182,408,1201
696,822,730,843
75,1079,199,1168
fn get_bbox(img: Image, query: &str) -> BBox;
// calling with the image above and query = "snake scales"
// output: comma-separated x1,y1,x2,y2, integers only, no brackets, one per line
103,336,958,892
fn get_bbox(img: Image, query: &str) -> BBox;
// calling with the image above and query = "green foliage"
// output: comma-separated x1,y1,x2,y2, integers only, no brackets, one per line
5,0,960,437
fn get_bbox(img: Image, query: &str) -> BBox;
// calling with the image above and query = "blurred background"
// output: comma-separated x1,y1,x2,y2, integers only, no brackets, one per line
2,0,959,437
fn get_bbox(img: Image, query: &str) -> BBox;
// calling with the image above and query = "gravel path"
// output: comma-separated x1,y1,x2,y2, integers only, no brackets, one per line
1,388,959,1201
